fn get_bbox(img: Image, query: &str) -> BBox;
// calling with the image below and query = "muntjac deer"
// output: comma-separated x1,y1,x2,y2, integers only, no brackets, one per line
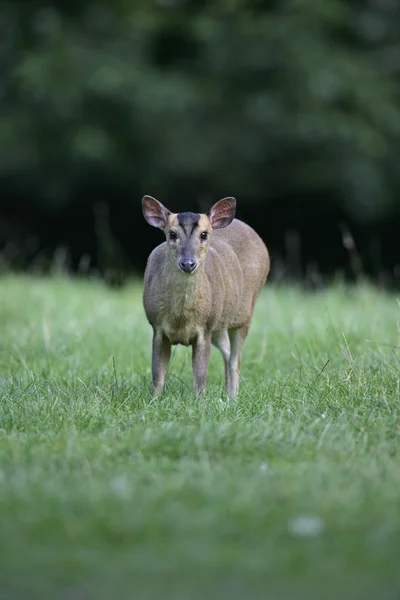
142,196,270,397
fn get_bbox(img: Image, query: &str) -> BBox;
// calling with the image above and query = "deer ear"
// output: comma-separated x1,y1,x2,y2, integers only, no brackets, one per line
208,197,236,229
142,196,170,229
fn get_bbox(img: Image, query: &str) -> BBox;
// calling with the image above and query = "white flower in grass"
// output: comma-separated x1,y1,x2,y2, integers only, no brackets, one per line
288,515,324,537
110,475,131,498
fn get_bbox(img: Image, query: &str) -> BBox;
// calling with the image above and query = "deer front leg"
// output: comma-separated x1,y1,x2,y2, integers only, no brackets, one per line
192,333,211,395
151,330,171,396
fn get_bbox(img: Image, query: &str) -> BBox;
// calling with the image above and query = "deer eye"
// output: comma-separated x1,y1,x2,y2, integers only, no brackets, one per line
200,231,208,241
169,230,177,240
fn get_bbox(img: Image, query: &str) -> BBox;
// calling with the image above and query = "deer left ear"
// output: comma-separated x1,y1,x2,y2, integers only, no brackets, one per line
208,197,236,230
142,195,170,229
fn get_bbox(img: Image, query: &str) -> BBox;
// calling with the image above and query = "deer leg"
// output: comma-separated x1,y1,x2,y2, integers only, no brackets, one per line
192,333,211,395
212,330,231,394
228,325,249,397
151,330,171,396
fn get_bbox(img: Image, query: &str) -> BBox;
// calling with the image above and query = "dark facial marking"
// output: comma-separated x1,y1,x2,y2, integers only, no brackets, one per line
177,212,200,233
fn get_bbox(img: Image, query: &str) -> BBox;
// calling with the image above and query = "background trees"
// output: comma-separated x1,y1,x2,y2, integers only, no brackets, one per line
1,0,399,283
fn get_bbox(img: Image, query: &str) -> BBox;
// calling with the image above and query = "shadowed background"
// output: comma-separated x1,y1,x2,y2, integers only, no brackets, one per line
1,0,399,286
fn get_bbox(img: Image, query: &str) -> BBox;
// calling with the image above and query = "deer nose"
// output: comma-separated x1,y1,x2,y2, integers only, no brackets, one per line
179,259,197,273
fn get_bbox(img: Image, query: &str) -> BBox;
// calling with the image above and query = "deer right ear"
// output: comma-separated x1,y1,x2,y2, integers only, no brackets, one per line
142,196,170,229
208,197,236,230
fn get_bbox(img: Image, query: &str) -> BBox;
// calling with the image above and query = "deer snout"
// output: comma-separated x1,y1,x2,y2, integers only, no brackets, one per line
179,259,197,273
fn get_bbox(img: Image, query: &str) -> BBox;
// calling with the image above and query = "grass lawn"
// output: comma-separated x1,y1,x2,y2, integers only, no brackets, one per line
0,275,400,600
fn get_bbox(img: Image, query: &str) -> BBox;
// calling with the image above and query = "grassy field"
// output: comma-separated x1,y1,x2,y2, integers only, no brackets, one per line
0,275,400,600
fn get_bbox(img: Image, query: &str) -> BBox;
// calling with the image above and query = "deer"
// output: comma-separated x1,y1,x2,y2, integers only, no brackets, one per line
142,196,270,397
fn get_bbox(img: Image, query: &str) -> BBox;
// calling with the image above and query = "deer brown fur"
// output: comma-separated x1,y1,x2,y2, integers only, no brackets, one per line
142,196,270,396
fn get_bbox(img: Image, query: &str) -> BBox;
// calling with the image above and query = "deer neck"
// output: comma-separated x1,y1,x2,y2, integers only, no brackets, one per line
166,262,205,315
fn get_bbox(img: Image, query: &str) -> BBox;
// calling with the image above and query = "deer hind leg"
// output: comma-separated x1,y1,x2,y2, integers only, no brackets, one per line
212,330,231,394
228,325,249,397
151,330,171,396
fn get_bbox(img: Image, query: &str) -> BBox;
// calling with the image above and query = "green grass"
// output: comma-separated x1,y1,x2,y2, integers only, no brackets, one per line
1,275,400,600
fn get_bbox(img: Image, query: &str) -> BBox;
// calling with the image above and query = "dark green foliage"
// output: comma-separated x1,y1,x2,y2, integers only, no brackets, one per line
1,0,399,217
1,1,400,280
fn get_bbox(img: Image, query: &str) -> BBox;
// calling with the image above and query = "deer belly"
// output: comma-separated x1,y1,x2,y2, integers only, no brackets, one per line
161,317,201,347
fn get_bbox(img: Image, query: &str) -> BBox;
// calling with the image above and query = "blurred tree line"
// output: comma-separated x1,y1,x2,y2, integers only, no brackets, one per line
1,0,400,285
